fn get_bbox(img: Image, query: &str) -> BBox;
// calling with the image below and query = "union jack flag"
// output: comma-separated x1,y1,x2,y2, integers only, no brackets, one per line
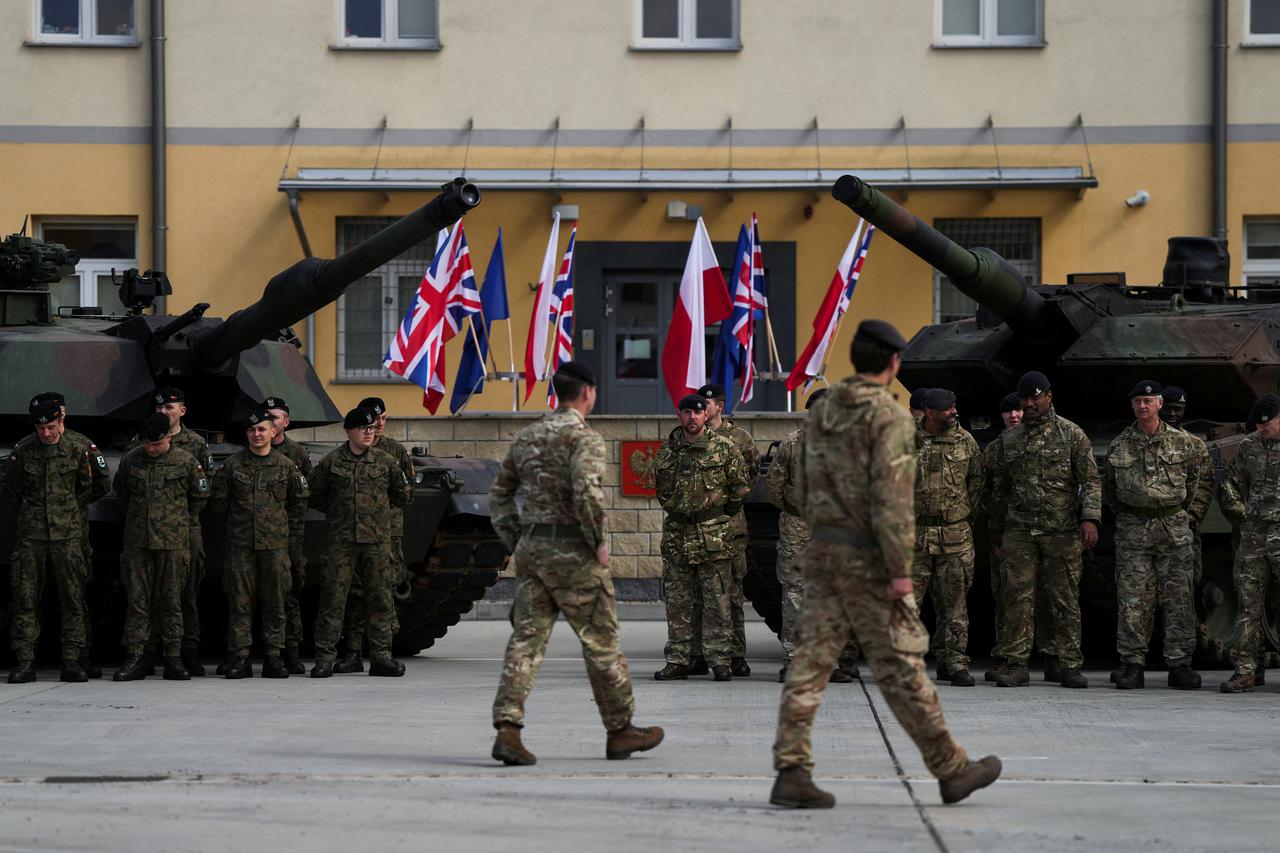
728,213,767,404
384,221,480,413
546,225,577,408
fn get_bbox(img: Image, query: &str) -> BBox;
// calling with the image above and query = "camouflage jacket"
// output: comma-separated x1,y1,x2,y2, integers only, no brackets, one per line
1218,433,1280,528
113,446,211,550
210,448,309,551
1103,421,1212,527
766,426,810,542
711,417,758,538
64,428,111,504
976,436,1003,529
655,426,750,565
915,422,983,525
2,433,98,541
989,407,1102,536
309,443,410,544
489,407,608,552
375,434,415,539
274,435,314,479
801,376,916,579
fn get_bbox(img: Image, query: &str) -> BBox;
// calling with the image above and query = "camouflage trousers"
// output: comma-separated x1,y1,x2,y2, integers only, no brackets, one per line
284,535,306,648
1115,515,1196,667
149,525,202,649
690,538,749,661
996,529,1083,669
314,541,393,662
662,556,733,666
122,547,189,657
341,536,404,654
777,528,859,667
223,546,290,657
774,540,968,780
8,538,89,661
493,540,634,732
1230,524,1280,676
912,545,975,672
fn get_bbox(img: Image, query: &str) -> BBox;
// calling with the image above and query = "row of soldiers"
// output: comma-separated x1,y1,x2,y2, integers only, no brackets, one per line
3,388,415,683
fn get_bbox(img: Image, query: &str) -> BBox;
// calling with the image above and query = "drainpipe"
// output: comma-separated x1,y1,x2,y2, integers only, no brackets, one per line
1212,0,1227,240
151,0,167,312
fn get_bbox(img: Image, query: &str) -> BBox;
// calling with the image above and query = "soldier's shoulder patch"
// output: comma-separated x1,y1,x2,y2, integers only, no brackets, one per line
299,475,309,489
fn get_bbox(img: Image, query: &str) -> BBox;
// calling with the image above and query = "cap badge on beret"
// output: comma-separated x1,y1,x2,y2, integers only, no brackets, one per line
677,394,707,412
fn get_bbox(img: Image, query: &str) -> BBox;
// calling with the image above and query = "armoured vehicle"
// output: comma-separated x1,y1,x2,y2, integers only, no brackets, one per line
0,179,507,659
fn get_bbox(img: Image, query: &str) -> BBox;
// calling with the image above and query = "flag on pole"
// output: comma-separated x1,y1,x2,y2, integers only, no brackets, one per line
786,221,876,391
546,224,577,408
661,217,733,409
449,229,511,414
710,224,751,412
523,213,561,404
384,221,479,413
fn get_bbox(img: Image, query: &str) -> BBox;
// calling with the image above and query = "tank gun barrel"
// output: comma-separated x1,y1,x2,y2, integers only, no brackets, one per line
830,174,1060,343
190,178,480,370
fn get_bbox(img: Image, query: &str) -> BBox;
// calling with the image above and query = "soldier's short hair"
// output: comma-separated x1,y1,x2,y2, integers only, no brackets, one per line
551,371,588,403
851,336,896,374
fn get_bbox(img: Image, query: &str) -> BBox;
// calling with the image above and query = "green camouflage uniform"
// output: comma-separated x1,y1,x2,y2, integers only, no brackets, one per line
988,406,1101,669
62,428,111,652
489,407,635,732
766,426,859,669
1218,433,1280,677
654,427,751,667
308,444,409,663
1104,421,1211,668
113,446,210,657
773,377,968,780
912,422,984,672
3,434,98,662
210,448,308,658
272,435,313,649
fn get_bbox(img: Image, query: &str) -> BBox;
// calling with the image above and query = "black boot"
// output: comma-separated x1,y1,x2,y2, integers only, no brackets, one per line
8,661,36,684
730,657,751,678
1114,663,1144,690
181,643,205,677
368,656,406,677
333,650,364,674
60,659,88,683
712,665,732,682
1058,667,1089,689
949,669,976,687
80,655,102,679
282,645,306,675
688,656,710,676
310,660,334,678
215,657,231,676
261,656,290,679
653,663,691,681
140,650,157,677
1168,664,1201,690
828,668,854,684
1043,655,1062,683
113,654,148,682
224,656,253,679
163,657,191,681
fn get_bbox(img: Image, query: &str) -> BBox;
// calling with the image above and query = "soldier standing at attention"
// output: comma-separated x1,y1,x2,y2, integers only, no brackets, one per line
771,320,999,809
981,393,1022,682
262,396,312,675
1105,381,1212,690
308,407,410,679
112,413,210,682
653,395,751,681
3,400,98,683
1217,394,1280,693
766,388,860,684
912,388,984,687
988,371,1101,689
210,409,308,679
1159,386,1209,584
488,362,663,765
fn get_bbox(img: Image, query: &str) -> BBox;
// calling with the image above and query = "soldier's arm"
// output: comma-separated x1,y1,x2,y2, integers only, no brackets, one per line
76,449,95,506
741,433,761,484
397,447,415,506
868,410,917,579
986,440,1008,536
86,442,111,500
1073,429,1103,524
197,437,215,476
386,457,410,508
964,434,985,513
1185,438,1213,526
307,458,329,512
188,461,211,521
723,443,751,518
286,464,309,530
1,451,20,509
112,455,130,504
209,463,230,516
488,448,523,552
653,445,676,509
569,431,608,550
1217,452,1248,527
765,438,790,510
1101,440,1119,510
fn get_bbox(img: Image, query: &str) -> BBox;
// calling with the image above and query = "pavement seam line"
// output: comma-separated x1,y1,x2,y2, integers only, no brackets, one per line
0,682,69,706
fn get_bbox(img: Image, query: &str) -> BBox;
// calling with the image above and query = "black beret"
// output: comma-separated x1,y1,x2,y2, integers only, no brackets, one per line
1016,371,1051,398
1251,394,1280,425
1162,386,1187,405
908,388,931,410
696,383,727,401
356,397,386,416
805,388,828,410
246,408,276,427
1128,380,1162,399
555,360,596,386
677,394,707,412
139,412,172,441
29,399,61,425
154,387,185,405
262,396,289,413
31,391,65,411
853,319,907,351
344,407,377,429
922,388,957,411
998,392,1022,414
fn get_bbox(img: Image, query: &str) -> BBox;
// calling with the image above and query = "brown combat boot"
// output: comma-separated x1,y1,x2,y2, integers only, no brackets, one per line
939,755,1003,804
606,725,665,760
995,664,1030,687
654,663,691,681
1220,672,1255,693
492,723,536,766
983,659,1008,682
769,766,835,809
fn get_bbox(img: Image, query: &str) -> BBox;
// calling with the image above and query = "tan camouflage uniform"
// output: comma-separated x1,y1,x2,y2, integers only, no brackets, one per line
773,377,968,780
712,418,758,659
489,407,634,732
273,435,313,649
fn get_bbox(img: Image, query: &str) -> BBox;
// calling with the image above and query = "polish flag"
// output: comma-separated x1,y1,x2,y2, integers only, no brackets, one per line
523,212,562,404
661,217,733,409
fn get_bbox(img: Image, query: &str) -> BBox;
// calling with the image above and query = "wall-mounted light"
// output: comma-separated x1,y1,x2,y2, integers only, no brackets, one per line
666,201,702,221
552,203,580,220
1125,190,1151,208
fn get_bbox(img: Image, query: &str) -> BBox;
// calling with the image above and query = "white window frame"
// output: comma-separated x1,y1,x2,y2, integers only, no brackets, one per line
1244,0,1280,46
30,0,138,46
1243,219,1280,292
34,218,138,312
632,0,741,51
934,0,1044,48
335,0,440,50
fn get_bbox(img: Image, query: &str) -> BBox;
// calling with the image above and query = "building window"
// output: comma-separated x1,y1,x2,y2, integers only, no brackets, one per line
935,0,1043,47
338,0,439,49
1244,220,1280,297
1245,0,1280,45
35,219,136,315
31,0,136,45
932,218,1040,323
634,0,739,50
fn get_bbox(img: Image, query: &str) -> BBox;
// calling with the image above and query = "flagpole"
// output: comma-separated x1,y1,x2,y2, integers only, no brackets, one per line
466,316,487,373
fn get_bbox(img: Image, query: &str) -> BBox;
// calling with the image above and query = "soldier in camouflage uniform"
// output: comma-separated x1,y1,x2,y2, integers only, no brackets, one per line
1160,387,1208,585
988,371,1102,689
210,408,309,679
112,413,210,682
1217,394,1280,693
766,388,860,684
1105,381,1212,690
2,401,99,683
263,396,312,674
912,388,984,687
980,393,1022,681
488,363,663,765
771,321,999,810
652,395,751,681
307,407,410,679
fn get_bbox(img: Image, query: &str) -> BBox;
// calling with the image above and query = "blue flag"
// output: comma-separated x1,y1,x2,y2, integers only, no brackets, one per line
710,225,751,413
449,230,511,413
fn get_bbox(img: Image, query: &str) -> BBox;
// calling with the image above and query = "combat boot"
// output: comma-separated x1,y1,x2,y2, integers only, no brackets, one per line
653,663,691,681
215,657,231,676
282,644,306,675
995,664,1030,687
8,661,36,684
1168,664,1201,690
688,656,709,676
838,662,860,680
777,663,789,684
310,660,334,678
163,657,191,681
939,755,1003,804
224,656,253,679
79,655,102,679
1114,663,1144,689
368,656,406,677
606,724,665,760
829,668,854,684
769,766,835,809
492,723,536,766
730,657,751,678
60,659,88,683
983,659,1008,682
181,642,205,677
139,651,157,677
1254,662,1266,686
333,651,364,674
935,662,952,681
1058,667,1088,689
261,656,290,679
1220,672,1254,693
112,654,148,682
1043,655,1062,683
712,665,732,681
950,669,976,687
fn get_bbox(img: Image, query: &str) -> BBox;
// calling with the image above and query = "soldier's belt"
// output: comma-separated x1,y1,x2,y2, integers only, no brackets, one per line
916,514,967,527
665,508,727,525
1114,502,1184,520
524,523,584,540
811,525,877,548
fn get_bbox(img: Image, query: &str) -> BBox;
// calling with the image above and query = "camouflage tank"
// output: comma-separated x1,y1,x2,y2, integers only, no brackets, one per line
0,179,508,659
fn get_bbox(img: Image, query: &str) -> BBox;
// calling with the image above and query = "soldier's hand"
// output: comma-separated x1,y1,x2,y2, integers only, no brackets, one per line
1080,521,1099,549
886,577,914,600
596,543,611,567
